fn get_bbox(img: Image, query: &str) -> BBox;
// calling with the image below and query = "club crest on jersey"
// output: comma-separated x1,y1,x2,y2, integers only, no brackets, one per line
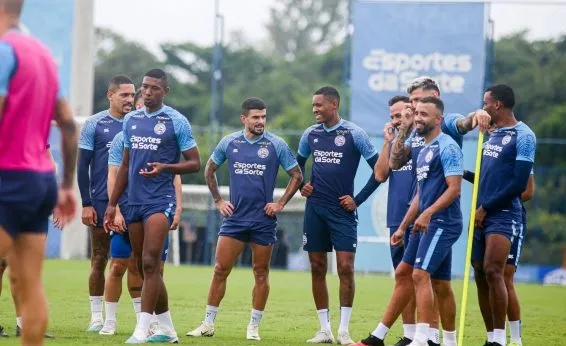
154,122,166,135
257,147,269,159
334,135,346,147
425,150,433,163
502,135,512,145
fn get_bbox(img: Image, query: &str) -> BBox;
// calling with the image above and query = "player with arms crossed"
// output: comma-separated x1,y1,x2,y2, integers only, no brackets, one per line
101,129,183,335
471,85,536,346
186,97,302,341
78,75,136,332
394,97,464,346
104,68,201,344
0,0,78,344
298,86,380,345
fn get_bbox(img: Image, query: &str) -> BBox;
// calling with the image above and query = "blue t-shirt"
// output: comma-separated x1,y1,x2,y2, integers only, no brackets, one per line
108,131,129,207
123,105,197,206
387,145,415,228
478,122,536,218
298,119,378,209
211,130,298,223
79,110,124,201
416,132,464,228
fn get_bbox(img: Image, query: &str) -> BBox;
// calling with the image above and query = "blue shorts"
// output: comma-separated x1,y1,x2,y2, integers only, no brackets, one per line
92,199,108,228
413,223,461,281
110,231,169,261
390,226,411,269
303,201,357,253
219,219,276,246
507,212,526,267
126,202,175,226
472,212,521,263
0,170,57,239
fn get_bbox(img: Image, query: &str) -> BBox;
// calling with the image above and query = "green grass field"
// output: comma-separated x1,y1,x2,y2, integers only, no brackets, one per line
0,260,564,345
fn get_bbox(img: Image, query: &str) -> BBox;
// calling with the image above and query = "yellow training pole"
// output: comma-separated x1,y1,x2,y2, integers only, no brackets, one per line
458,130,484,346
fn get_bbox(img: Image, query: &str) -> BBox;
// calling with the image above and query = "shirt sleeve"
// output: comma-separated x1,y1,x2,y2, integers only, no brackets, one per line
78,117,97,151
352,127,378,160
405,129,416,146
443,113,465,136
298,127,312,158
440,143,464,177
122,116,132,148
210,136,230,166
516,130,536,162
274,139,299,171
108,132,124,166
173,114,197,152
0,42,16,96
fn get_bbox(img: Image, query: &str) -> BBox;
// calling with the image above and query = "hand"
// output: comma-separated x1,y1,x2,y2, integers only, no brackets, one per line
391,228,406,246
475,206,487,229
384,122,396,143
170,211,181,230
111,208,127,234
56,188,77,228
300,182,313,198
103,205,119,233
400,104,414,128
81,205,97,227
215,199,234,217
472,109,491,133
52,207,66,229
264,202,284,217
139,162,165,178
414,210,432,232
339,195,357,212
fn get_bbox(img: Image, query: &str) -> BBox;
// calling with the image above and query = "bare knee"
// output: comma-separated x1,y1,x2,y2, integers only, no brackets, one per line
141,254,160,276
484,262,504,283
337,261,354,281
310,258,327,280
108,260,128,279
504,265,515,289
213,262,232,281
395,263,413,282
252,264,269,284
91,253,108,273
432,280,452,297
412,269,430,287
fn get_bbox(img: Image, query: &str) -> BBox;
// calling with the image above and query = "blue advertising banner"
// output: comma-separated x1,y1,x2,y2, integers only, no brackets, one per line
21,0,75,258
350,1,488,276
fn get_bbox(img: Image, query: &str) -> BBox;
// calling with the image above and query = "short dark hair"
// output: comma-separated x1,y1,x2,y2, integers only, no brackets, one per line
2,0,24,15
419,96,444,114
388,95,410,107
108,74,133,92
241,97,266,116
133,88,143,105
314,86,340,105
144,68,168,88
407,77,440,94
485,84,515,109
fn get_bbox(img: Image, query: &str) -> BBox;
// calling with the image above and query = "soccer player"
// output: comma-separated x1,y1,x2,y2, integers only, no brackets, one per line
298,86,380,345
186,97,302,341
104,68,201,343
397,97,463,346
0,0,78,344
471,85,536,346
78,74,136,332
359,95,416,346
101,130,183,336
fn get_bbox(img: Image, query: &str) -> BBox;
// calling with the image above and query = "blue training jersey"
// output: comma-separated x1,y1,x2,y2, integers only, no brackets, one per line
79,110,124,201
478,122,536,218
211,130,298,223
123,105,196,206
416,132,463,227
107,131,129,207
298,119,378,209
386,145,415,228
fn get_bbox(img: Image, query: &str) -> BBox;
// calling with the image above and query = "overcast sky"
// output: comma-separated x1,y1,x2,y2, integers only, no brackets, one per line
94,0,566,53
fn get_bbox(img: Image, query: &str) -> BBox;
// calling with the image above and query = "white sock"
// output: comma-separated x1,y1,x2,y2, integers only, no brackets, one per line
134,312,152,339
90,296,104,321
317,309,331,332
205,305,218,325
414,323,430,344
338,306,352,334
370,322,389,340
16,317,22,328
132,297,141,322
403,324,416,339
428,327,440,344
156,311,175,331
249,309,264,326
508,320,521,342
443,330,457,346
104,301,118,322
494,329,506,346
151,312,158,324
487,331,494,342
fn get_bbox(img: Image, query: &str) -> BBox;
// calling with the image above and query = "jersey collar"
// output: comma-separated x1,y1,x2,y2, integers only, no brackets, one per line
242,130,265,144
322,118,344,132
494,121,522,132
143,105,166,118
105,110,124,122
422,131,443,149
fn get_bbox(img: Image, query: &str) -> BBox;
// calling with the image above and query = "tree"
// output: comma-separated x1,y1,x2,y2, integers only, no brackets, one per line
265,0,347,60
